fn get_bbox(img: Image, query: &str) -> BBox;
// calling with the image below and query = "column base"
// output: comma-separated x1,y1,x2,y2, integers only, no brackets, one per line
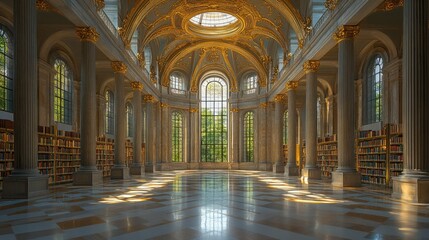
130,165,145,175
284,165,299,177
392,175,429,203
73,170,103,186
301,167,321,182
2,174,49,199
273,163,285,173
258,163,272,171
145,165,154,173
111,166,130,179
332,171,361,187
229,163,239,170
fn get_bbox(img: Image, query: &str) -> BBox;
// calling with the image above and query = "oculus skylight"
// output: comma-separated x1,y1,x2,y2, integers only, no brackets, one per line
190,12,238,27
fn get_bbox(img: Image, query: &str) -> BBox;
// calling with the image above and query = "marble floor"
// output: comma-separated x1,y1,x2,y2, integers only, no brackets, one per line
0,170,428,240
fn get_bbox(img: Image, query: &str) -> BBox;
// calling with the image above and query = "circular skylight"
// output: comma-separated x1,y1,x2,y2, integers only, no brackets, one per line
190,12,238,27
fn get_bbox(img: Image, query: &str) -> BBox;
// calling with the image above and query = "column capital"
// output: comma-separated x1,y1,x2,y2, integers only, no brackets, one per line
160,102,169,108
333,25,360,43
36,0,51,11
259,103,268,108
189,108,199,113
130,81,143,91
286,81,299,91
324,0,338,11
230,108,239,113
111,61,127,73
95,0,105,11
76,27,99,43
303,60,320,73
143,94,155,103
274,94,286,102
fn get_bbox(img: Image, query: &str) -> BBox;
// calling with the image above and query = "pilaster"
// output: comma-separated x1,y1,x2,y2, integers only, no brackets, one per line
284,81,299,176
130,81,144,175
272,94,285,173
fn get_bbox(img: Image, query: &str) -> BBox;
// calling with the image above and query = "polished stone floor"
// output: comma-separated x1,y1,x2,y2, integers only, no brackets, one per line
0,170,428,240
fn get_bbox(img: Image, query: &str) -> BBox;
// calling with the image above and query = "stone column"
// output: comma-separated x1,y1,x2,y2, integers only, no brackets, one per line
258,103,268,170
160,102,169,167
111,61,130,179
2,0,49,198
302,60,321,181
285,81,299,176
130,82,144,175
144,95,155,172
189,108,199,167
72,27,103,186
272,94,285,173
393,0,429,203
230,107,239,169
331,25,361,187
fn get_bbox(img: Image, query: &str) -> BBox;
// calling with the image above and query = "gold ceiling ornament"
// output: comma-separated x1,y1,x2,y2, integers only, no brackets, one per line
111,61,127,73
130,81,143,91
379,0,403,11
271,66,279,83
274,94,286,102
207,50,221,63
36,0,50,11
261,55,272,69
285,81,299,91
324,0,338,11
150,65,157,84
95,0,105,11
303,17,312,34
303,60,320,73
333,25,360,43
189,108,199,113
137,53,146,68
143,94,155,103
76,27,99,43
230,108,239,113
298,38,305,49
259,102,268,108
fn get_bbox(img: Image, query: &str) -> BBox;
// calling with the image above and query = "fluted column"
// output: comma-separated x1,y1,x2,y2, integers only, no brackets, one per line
332,25,361,187
144,95,155,172
302,60,321,181
72,27,103,186
189,108,199,165
130,82,144,175
273,94,285,173
393,0,429,203
160,103,169,166
285,81,299,176
258,103,268,170
111,61,130,179
230,107,239,168
3,0,49,198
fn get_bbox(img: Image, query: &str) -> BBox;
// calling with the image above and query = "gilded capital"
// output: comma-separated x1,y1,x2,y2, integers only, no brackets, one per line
230,108,239,113
76,27,99,43
111,61,127,73
95,0,105,11
333,25,360,43
259,103,268,108
160,103,169,108
189,108,198,113
324,0,338,11
36,0,50,11
274,94,285,102
130,81,143,91
143,94,155,103
303,60,320,73
285,81,299,91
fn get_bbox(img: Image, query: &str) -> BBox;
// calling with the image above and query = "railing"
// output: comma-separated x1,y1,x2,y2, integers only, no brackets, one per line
97,8,120,40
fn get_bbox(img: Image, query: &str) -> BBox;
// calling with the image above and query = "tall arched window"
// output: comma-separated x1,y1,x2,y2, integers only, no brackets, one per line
0,25,13,112
144,46,152,72
244,112,254,162
283,110,288,144
243,73,258,94
53,58,73,124
171,112,183,162
170,72,186,94
126,102,134,137
364,55,384,124
104,0,119,28
201,76,228,162
105,90,114,134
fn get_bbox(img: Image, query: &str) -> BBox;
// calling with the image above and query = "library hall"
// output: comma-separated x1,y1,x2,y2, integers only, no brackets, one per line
0,0,428,239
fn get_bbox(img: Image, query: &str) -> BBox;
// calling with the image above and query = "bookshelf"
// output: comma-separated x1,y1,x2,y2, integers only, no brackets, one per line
0,120,14,189
317,135,338,178
96,137,114,177
387,124,403,186
55,130,81,183
38,126,56,184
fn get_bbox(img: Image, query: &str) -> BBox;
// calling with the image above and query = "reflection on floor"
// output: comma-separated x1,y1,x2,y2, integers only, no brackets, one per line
0,170,428,240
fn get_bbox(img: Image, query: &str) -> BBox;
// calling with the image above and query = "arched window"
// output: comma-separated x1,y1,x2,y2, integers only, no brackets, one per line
243,73,258,94
283,110,288,144
105,90,114,134
104,0,119,28
53,58,73,124
170,72,186,94
126,102,134,137
278,48,284,70
171,112,183,162
0,25,13,112
364,55,384,124
144,46,152,72
131,30,138,55
244,112,254,162
201,76,228,162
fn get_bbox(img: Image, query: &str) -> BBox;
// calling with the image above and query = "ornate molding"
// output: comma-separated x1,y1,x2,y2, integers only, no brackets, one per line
111,61,127,73
324,0,338,11
76,27,99,43
150,65,157,84
95,0,105,11
274,94,286,102
378,0,403,11
36,0,50,11
303,17,312,34
285,81,299,91
137,52,145,68
333,25,360,43
230,108,239,113
143,95,155,103
189,108,198,113
303,60,320,73
130,81,143,91
271,66,279,83
298,38,305,49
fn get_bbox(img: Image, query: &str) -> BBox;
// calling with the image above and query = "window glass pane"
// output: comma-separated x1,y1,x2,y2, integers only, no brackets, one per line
126,103,134,137
244,112,254,162
365,55,383,124
53,58,72,124
172,112,183,162
0,25,13,112
105,91,115,134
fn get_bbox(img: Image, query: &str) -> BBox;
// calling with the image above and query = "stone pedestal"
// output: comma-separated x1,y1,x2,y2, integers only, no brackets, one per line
111,166,130,179
130,165,145,175
273,163,285,173
2,174,48,199
302,168,321,181
73,170,103,186
284,165,299,176
332,171,361,187
392,176,429,203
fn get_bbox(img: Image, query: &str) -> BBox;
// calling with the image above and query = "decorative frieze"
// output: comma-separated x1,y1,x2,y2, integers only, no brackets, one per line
76,27,99,43
333,25,360,43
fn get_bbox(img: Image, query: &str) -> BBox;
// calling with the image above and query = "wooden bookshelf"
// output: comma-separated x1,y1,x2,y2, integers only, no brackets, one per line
0,121,14,189
317,135,338,178
55,130,81,183
38,126,56,184
96,137,114,177
387,124,403,186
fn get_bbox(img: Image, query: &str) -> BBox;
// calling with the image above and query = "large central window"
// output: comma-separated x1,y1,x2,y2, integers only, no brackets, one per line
190,12,238,27
201,76,228,162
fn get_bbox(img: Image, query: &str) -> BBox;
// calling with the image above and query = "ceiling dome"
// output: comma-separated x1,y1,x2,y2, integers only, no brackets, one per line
189,12,238,27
